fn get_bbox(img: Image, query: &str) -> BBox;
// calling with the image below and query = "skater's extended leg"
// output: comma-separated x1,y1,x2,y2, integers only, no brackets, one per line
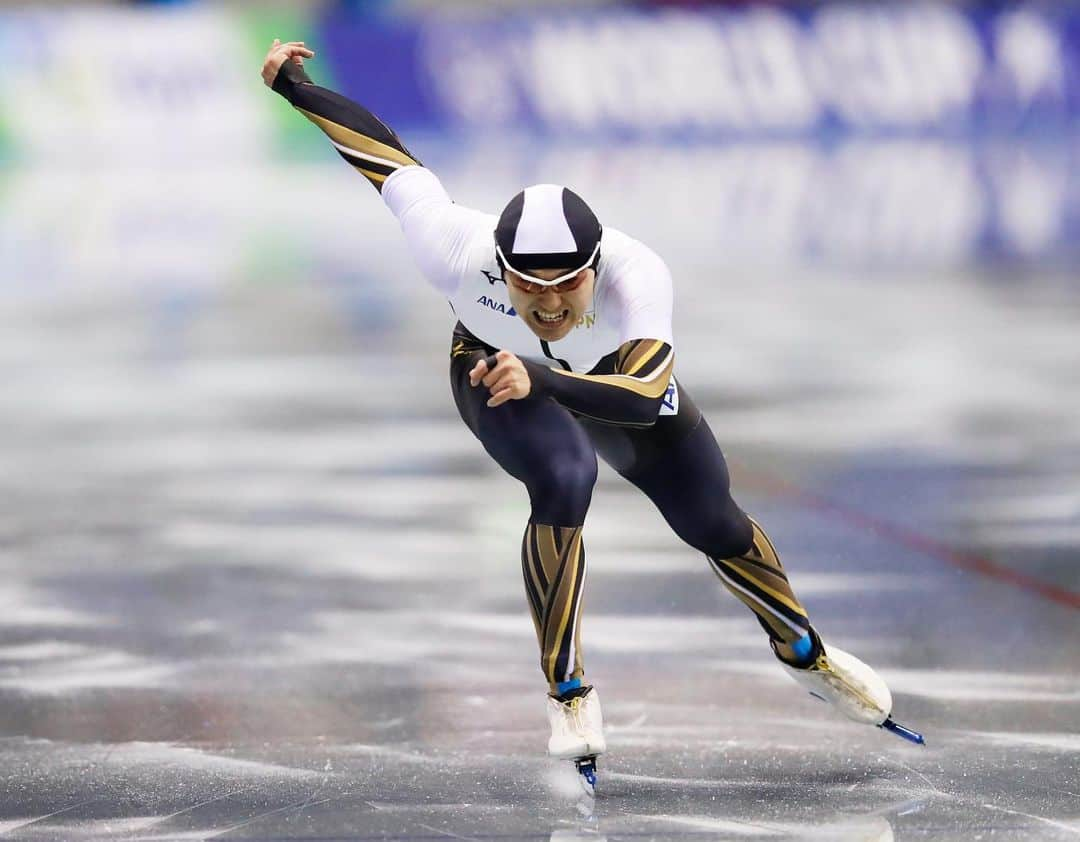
593,407,816,665
707,518,814,666
584,389,911,736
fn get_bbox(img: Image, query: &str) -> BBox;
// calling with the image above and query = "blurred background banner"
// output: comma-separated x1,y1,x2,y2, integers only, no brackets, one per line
3,4,1078,152
1,1,1077,287
330,4,1080,138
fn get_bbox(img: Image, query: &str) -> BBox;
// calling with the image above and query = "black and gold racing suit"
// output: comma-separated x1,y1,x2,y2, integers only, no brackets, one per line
273,60,819,695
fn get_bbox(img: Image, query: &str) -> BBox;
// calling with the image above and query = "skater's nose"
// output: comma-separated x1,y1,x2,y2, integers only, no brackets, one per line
536,287,562,307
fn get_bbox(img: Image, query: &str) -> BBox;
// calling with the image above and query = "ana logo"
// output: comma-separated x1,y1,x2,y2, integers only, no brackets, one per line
476,295,517,317
659,377,679,417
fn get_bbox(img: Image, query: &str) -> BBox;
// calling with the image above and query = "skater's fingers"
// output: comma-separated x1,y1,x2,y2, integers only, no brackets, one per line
278,44,315,58
483,369,508,393
480,354,504,388
487,385,515,407
482,350,522,388
469,354,498,387
262,42,311,85
488,379,528,406
486,370,529,407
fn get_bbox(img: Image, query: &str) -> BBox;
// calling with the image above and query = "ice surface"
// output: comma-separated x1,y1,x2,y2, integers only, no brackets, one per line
0,157,1077,840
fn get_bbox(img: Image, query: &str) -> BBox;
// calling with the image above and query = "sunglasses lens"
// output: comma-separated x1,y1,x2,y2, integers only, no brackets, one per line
509,271,586,293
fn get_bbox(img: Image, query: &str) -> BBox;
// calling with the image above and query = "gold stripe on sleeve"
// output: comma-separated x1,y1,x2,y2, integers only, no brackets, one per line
297,108,418,168
550,352,674,400
616,339,641,370
352,166,388,186
623,339,665,376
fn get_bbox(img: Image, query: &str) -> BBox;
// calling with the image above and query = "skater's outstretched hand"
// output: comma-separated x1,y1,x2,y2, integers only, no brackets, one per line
261,38,316,87
470,351,533,408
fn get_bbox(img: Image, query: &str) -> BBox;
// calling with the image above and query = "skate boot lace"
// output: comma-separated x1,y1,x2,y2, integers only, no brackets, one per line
567,696,587,736
813,653,882,713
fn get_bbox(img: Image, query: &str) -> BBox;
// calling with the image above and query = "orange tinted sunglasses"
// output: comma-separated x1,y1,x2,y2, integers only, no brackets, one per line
506,270,589,295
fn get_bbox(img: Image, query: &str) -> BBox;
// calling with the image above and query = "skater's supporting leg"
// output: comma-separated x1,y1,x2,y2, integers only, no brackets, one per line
451,327,596,525
522,523,588,692
451,327,596,691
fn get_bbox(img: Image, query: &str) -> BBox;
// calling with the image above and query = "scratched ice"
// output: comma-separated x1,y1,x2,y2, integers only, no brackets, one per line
1,151,1077,840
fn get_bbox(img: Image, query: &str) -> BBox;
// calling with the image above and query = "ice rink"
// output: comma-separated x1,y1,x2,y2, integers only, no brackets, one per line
2,137,1078,840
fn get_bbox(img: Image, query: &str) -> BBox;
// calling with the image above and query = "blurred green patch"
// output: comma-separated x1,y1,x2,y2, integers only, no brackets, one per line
242,231,314,288
0,112,11,166
237,7,339,162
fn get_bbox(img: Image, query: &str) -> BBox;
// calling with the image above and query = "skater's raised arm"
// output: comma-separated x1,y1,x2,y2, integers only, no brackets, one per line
263,40,421,191
262,40,484,296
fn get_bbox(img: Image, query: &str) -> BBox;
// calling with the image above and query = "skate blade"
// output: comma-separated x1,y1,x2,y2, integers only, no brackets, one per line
574,755,598,797
880,716,926,745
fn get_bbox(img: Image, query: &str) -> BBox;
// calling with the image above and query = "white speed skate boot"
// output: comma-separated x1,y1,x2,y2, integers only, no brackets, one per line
547,686,607,795
780,630,925,745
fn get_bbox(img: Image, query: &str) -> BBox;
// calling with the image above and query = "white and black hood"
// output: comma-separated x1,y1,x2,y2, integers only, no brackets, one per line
494,184,602,285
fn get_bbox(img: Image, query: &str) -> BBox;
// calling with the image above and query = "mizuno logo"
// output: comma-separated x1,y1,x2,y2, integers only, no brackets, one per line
481,270,504,286
476,295,517,316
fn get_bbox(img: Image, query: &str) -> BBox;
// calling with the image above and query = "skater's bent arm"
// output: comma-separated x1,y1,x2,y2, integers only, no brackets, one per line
524,339,674,427
520,244,677,426
476,342,673,426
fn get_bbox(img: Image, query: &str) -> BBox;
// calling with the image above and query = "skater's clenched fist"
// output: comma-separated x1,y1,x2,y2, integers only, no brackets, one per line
469,350,533,408
261,38,316,87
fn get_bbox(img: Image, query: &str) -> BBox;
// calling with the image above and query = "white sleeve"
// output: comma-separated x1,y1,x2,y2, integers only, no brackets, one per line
610,241,675,347
381,166,488,297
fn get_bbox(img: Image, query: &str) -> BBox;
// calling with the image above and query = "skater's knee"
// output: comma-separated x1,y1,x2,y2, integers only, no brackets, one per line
684,501,753,558
718,507,754,556
526,454,597,524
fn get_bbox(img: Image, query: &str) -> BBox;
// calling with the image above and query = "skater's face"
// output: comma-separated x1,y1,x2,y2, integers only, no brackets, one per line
505,266,595,342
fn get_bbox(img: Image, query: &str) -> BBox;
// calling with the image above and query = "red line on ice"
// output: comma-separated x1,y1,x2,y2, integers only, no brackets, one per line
748,471,1080,612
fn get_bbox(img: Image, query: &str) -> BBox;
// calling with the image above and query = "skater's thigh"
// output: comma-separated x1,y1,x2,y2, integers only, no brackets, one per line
582,382,751,556
579,375,702,478
449,337,595,487
637,416,752,556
